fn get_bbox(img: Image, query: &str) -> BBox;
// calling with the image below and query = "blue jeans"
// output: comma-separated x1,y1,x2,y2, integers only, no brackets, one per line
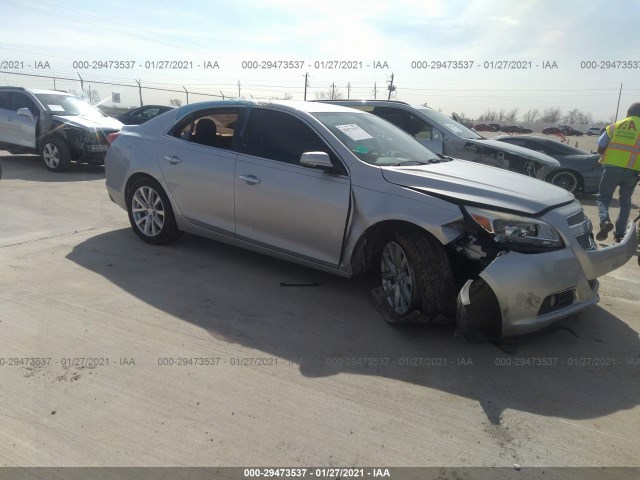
596,165,639,237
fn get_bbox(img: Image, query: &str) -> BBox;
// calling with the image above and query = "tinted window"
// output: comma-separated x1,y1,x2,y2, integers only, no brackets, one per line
11,92,38,115
498,138,528,148
243,108,338,165
372,107,434,140
0,92,10,110
170,108,242,150
137,107,162,118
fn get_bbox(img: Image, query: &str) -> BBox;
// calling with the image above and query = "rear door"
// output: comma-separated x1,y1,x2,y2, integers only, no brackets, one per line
157,107,243,235
234,107,351,266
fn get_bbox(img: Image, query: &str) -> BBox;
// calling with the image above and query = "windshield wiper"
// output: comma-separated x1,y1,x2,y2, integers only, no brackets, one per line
392,157,451,166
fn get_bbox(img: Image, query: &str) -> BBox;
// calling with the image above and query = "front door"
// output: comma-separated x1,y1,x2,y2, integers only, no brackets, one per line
234,108,351,266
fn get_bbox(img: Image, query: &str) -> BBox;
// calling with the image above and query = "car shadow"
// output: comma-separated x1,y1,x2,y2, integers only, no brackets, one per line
66,229,640,425
0,154,105,182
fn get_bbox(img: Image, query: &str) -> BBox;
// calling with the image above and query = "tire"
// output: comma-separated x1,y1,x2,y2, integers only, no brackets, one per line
547,169,582,194
379,229,456,320
126,177,182,245
41,138,71,172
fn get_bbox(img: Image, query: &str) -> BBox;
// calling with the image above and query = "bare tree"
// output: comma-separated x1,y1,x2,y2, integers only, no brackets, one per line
575,111,593,124
315,86,344,100
540,106,562,123
69,88,100,105
497,109,507,122
504,107,519,123
522,109,540,122
564,108,580,124
83,89,100,105
169,98,182,107
478,109,497,121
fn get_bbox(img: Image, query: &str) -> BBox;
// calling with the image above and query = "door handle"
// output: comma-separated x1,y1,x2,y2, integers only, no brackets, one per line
164,155,182,165
238,174,261,185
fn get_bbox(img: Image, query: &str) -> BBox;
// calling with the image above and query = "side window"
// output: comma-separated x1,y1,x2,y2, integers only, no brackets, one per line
11,93,38,116
502,138,527,148
169,108,242,150
0,92,11,110
373,107,434,140
142,107,160,119
243,108,340,166
523,140,549,154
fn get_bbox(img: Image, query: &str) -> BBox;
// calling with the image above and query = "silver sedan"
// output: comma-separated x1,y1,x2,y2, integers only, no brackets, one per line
105,100,637,339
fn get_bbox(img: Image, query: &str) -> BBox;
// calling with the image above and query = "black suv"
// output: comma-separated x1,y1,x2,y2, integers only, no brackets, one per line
0,87,122,171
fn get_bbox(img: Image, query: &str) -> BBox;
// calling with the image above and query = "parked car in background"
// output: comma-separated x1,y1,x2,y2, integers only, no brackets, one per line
494,135,603,194
0,87,122,171
116,105,174,125
316,100,560,180
560,126,584,136
472,123,494,132
586,127,604,136
542,127,565,135
488,123,501,132
501,125,532,134
105,99,636,339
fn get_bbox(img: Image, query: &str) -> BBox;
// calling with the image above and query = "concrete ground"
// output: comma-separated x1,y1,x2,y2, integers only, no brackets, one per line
0,152,639,468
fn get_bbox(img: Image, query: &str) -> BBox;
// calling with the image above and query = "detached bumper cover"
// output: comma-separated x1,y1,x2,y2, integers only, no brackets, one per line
468,219,637,338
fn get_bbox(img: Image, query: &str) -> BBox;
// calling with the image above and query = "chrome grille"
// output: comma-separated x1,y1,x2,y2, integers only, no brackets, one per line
567,208,596,250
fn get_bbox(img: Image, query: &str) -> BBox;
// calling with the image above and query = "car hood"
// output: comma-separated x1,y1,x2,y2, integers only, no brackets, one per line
466,138,560,167
53,114,123,131
381,160,574,215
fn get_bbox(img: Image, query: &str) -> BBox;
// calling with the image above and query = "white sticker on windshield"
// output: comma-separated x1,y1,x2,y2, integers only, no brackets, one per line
336,124,373,141
48,105,65,112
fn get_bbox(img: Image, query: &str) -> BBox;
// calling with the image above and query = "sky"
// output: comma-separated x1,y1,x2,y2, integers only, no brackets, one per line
1,0,639,122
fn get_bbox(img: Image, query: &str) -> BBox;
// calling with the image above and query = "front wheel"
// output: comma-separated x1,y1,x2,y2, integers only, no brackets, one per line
547,169,582,194
127,177,182,245
41,138,71,172
380,230,456,321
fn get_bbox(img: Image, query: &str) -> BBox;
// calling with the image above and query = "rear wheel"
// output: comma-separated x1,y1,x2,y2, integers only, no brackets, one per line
380,230,456,321
547,169,582,193
127,177,182,245
41,138,71,172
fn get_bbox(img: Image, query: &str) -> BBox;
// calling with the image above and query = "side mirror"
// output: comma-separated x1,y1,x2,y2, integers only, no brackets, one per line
17,108,34,120
300,151,333,169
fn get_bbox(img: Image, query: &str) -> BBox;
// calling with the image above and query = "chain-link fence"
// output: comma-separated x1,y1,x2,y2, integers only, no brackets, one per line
0,70,227,113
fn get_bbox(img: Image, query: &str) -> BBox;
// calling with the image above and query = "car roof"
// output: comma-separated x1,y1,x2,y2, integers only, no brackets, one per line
0,86,71,96
176,99,365,117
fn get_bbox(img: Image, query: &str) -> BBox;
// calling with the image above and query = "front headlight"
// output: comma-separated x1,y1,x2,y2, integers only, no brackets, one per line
464,206,563,250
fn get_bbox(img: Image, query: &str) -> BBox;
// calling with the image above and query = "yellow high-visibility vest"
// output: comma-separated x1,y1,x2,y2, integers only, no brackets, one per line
602,116,640,171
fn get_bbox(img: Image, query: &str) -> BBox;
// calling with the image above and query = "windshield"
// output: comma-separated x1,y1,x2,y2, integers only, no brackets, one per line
416,107,482,140
33,93,105,117
312,111,441,166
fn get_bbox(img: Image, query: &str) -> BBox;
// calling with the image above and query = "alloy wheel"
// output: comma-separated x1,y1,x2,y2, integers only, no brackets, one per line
381,241,415,315
131,186,165,237
42,143,60,169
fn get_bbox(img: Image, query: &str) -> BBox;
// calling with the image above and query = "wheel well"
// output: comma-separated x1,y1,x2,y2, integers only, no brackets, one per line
351,220,443,275
38,134,67,151
125,173,161,202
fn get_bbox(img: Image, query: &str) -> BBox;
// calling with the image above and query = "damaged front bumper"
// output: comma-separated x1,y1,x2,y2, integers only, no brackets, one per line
457,214,637,339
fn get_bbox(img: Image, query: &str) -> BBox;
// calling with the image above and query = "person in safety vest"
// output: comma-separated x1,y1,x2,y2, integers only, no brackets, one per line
595,102,640,242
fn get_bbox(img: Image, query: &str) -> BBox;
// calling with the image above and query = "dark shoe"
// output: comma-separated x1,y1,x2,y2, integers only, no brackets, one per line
614,235,623,244
596,220,614,241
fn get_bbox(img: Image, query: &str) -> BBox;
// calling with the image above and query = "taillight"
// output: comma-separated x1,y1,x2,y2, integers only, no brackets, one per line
107,132,120,145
